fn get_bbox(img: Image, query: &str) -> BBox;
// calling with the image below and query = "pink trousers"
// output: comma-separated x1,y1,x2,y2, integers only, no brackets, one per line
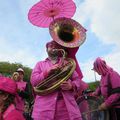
54,99,70,120
34,99,69,120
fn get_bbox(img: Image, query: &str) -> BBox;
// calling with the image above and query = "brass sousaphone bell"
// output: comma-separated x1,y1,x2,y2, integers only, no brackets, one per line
34,17,87,95
49,17,87,48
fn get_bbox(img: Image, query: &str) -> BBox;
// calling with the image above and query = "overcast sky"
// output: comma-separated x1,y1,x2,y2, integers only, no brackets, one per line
0,0,120,83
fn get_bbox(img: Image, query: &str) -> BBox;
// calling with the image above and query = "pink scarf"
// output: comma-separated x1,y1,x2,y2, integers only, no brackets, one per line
93,57,113,75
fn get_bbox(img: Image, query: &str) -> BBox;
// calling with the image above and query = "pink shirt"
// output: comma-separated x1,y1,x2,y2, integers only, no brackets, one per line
15,81,27,111
16,81,26,91
31,58,82,120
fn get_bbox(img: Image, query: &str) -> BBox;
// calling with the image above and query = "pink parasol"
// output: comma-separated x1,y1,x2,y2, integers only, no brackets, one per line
28,0,76,28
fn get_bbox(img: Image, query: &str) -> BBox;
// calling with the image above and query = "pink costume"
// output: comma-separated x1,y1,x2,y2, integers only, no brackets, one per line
15,68,27,112
93,57,120,119
46,41,88,96
0,77,25,120
3,104,25,120
93,57,120,107
15,81,27,112
31,57,82,120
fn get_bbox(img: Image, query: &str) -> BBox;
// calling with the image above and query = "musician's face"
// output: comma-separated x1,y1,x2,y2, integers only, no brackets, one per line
17,72,24,81
47,44,58,57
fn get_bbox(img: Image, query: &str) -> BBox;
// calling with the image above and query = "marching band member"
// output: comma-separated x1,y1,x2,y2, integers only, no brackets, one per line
12,68,29,114
92,57,120,120
31,41,83,120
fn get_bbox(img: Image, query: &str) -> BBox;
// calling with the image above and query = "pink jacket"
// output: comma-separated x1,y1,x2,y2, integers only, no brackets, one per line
15,81,27,111
3,104,25,120
31,58,82,120
95,70,120,108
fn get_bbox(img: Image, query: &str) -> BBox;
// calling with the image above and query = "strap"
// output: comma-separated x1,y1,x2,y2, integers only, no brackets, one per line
110,87,120,94
107,73,112,95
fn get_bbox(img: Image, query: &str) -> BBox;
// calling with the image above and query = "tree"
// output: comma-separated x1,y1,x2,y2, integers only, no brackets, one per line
88,81,100,91
0,61,33,102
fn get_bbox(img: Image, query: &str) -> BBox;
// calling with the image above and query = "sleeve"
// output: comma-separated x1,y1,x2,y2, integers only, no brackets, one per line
70,71,82,92
94,86,101,96
105,93,120,107
104,72,120,107
30,62,47,87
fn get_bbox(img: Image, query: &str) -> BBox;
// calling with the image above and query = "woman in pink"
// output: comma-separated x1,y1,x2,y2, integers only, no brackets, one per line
93,57,120,120
0,76,25,120
31,41,83,120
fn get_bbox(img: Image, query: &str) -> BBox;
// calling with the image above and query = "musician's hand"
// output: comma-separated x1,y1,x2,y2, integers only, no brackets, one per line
51,64,60,70
48,64,61,75
98,103,108,111
91,92,98,97
43,64,60,77
60,81,73,91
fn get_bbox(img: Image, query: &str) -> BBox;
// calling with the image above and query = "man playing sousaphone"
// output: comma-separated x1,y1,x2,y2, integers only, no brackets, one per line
31,40,85,120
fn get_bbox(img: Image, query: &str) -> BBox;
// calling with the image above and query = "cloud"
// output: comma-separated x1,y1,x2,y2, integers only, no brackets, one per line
0,1,49,68
80,51,120,83
0,37,47,68
104,51,120,72
80,59,101,83
0,0,120,83
74,0,120,47
73,0,120,82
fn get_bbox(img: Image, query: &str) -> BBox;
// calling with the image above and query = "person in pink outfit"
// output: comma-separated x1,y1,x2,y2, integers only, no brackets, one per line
31,40,83,120
13,68,28,113
0,76,25,120
92,57,120,120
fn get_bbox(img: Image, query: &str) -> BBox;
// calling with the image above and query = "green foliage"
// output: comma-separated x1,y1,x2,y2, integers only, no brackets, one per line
88,81,100,91
0,61,32,81
0,61,33,102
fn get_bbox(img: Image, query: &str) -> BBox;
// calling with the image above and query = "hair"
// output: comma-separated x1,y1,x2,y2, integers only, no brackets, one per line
11,72,19,81
1,91,15,114
46,41,69,59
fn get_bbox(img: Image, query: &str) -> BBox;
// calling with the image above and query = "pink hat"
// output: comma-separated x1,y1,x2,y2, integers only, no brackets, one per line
0,77,17,95
16,68,24,74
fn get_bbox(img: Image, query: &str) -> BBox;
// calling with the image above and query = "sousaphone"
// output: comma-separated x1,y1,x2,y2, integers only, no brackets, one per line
34,17,87,95
49,17,87,48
